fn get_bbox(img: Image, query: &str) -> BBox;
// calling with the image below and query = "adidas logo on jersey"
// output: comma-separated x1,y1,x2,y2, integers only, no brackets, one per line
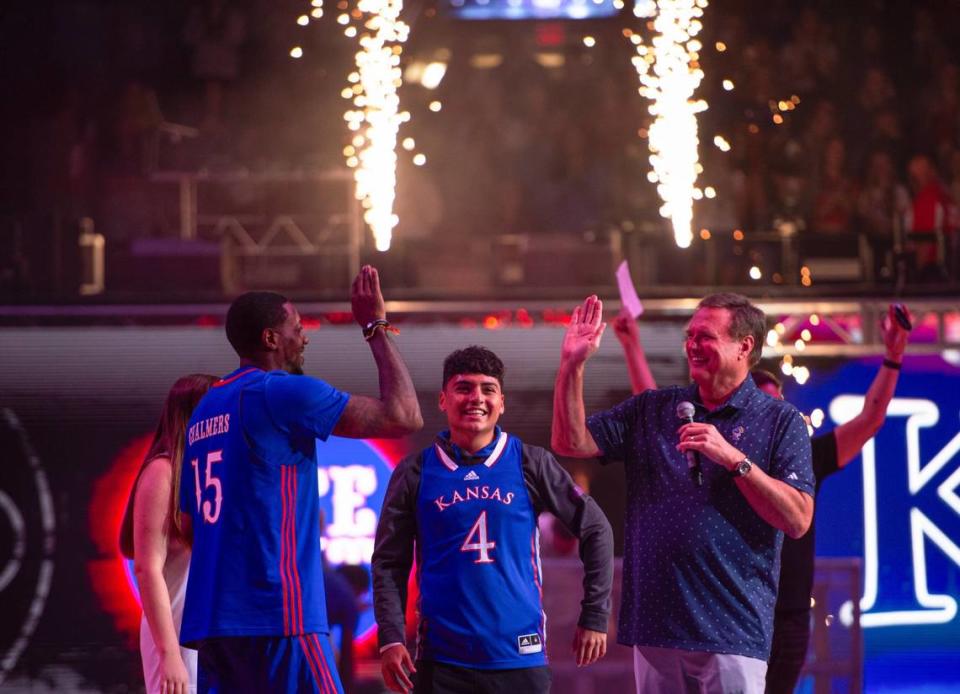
463,470,480,481
517,633,542,655
788,472,798,480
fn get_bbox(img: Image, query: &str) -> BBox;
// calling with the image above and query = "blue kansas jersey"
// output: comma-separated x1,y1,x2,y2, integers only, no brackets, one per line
416,432,546,669
180,367,349,646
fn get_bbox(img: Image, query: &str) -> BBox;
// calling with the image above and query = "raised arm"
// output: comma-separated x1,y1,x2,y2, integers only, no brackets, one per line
834,304,911,467
552,296,605,458
612,308,658,395
133,457,191,693
334,266,423,439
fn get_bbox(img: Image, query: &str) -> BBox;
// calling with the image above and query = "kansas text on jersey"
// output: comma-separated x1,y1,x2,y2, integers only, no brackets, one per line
416,432,547,668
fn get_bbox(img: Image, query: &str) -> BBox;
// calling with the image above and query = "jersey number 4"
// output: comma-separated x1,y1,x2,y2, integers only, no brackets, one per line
191,450,223,524
461,511,496,564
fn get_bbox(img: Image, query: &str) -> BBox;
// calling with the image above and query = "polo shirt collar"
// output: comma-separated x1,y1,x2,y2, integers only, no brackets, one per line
687,374,759,414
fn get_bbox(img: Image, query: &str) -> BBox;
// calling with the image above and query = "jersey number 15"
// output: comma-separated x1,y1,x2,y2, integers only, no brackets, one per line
191,451,223,524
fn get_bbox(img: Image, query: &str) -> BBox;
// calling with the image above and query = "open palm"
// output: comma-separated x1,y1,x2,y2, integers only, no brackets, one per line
351,264,386,326
562,295,606,363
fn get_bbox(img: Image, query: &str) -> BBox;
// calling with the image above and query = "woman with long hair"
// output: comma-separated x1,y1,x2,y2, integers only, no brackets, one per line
120,374,217,694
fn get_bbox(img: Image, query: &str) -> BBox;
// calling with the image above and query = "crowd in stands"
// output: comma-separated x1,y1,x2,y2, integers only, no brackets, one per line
400,0,960,284
4,0,960,293
703,0,960,283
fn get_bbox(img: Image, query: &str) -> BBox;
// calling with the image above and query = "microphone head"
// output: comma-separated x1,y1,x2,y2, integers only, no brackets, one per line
676,401,696,420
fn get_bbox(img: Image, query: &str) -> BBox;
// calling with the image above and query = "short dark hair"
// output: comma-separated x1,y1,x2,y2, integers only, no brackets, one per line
697,292,766,366
225,291,289,358
442,346,505,389
752,368,782,392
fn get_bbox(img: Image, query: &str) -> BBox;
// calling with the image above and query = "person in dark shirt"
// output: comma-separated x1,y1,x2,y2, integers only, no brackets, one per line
755,304,911,694
555,293,813,694
611,302,911,693
373,346,614,694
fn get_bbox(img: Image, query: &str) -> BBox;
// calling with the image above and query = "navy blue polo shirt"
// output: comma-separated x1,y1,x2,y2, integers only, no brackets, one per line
587,375,813,660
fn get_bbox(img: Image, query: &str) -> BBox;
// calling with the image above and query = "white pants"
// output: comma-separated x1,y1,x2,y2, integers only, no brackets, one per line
634,645,767,694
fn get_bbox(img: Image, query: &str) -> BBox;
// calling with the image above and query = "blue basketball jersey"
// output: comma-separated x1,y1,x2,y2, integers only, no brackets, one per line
415,431,547,669
180,367,349,646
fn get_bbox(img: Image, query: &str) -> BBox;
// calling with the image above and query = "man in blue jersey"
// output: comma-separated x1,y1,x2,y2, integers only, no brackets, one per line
553,293,814,694
373,346,614,694
180,265,422,694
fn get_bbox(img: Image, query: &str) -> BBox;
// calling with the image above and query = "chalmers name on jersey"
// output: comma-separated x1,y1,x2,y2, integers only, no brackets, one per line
415,431,547,669
188,413,230,445
179,366,348,646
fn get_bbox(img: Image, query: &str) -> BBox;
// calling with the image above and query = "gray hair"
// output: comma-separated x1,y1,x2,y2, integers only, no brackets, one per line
697,293,766,366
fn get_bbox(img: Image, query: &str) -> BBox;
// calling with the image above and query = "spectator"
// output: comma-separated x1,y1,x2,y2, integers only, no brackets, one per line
779,8,838,95
905,154,956,280
811,137,858,234
801,101,841,181
864,109,907,169
925,63,960,154
857,150,911,279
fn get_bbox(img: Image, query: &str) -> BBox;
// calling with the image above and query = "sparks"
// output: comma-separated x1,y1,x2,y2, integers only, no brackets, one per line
339,0,409,251
628,0,708,249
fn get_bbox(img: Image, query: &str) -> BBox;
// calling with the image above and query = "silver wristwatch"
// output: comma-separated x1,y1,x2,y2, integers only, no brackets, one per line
732,457,754,477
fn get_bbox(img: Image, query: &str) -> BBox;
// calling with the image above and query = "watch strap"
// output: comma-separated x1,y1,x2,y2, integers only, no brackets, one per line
732,457,753,477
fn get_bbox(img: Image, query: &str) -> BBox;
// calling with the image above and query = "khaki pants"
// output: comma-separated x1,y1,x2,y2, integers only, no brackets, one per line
633,644,767,694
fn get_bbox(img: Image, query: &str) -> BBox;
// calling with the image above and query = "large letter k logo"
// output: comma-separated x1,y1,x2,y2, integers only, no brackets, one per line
831,396,960,629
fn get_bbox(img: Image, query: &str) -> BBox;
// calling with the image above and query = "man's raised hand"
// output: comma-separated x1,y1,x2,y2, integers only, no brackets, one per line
562,295,607,364
882,304,912,361
352,265,387,328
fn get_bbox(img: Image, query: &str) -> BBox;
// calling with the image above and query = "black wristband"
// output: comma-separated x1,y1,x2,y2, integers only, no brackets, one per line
882,358,902,370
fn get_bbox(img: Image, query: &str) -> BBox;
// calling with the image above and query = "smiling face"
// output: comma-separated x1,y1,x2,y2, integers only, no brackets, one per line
684,307,752,387
271,302,309,375
439,373,505,451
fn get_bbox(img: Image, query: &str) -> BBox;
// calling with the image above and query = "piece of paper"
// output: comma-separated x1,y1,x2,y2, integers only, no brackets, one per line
616,260,644,318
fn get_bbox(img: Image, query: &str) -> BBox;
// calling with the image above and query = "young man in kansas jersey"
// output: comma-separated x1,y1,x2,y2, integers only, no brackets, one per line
373,346,613,693
180,265,422,693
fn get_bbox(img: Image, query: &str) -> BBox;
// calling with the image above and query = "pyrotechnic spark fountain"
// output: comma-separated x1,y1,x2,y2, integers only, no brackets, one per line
629,0,708,249
336,0,409,251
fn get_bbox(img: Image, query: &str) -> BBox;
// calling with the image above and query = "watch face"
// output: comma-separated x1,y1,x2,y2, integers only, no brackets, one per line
737,459,752,476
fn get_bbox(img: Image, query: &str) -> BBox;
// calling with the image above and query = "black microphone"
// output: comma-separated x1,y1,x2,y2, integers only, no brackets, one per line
893,303,913,331
677,401,702,486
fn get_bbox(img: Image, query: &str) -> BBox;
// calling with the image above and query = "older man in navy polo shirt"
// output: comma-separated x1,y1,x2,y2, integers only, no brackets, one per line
552,292,814,694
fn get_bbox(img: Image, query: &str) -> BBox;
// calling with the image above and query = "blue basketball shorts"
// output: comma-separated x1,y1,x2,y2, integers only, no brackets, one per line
197,634,344,694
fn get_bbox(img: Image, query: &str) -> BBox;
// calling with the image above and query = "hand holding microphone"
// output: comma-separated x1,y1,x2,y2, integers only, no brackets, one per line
676,401,702,486
677,406,745,482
